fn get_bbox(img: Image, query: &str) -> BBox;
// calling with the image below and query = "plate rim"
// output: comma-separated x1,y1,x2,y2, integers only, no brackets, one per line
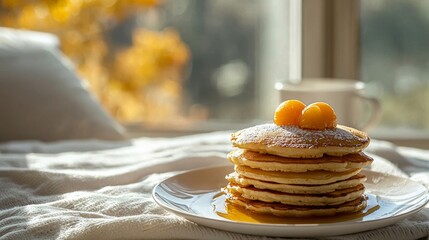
152,165,429,229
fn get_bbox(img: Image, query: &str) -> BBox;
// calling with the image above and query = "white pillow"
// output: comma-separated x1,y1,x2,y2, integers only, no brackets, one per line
0,28,125,142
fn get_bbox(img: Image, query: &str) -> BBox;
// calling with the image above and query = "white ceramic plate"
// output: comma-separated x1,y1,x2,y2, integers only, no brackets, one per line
152,165,429,237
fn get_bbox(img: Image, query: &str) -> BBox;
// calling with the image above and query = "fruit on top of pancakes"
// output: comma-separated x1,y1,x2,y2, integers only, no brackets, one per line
274,100,337,130
298,104,326,130
312,102,337,128
273,100,306,126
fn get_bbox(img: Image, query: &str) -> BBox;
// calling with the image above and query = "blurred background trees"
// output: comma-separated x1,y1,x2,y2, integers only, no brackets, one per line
0,0,190,123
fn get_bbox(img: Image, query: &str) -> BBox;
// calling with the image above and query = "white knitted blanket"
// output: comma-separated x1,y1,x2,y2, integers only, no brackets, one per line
0,132,428,240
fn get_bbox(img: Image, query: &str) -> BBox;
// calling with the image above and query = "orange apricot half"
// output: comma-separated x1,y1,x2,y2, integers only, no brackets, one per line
274,100,306,126
313,102,337,128
298,104,325,130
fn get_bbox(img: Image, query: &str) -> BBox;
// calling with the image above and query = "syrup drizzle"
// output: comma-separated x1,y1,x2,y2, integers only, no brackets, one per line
212,193,380,224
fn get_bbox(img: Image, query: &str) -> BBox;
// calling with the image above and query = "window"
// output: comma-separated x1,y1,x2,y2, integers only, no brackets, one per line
160,0,301,126
361,0,429,137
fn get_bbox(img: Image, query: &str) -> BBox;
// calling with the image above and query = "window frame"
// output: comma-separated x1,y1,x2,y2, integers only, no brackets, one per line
302,0,359,79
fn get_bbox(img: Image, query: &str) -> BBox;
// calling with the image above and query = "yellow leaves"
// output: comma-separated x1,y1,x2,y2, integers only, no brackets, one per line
111,28,190,122
132,28,189,66
129,0,160,7
0,0,190,123
103,82,146,121
117,28,189,88
1,0,22,9
48,0,80,23
17,6,38,28
6,0,159,29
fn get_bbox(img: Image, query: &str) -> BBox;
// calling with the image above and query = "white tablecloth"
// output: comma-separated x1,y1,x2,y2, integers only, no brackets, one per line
0,132,428,240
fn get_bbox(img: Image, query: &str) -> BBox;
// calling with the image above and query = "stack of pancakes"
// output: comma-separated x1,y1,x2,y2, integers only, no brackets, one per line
222,123,373,217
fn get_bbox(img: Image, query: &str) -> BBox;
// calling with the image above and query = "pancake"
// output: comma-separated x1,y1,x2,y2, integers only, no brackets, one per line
228,149,373,172
223,190,368,217
226,172,366,194
235,165,362,185
231,124,370,158
225,183,365,206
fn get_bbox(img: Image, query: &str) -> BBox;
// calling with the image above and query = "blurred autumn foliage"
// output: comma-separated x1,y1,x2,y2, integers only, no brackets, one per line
0,0,190,122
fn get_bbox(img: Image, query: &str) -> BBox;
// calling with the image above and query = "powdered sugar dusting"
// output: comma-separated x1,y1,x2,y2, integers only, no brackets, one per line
231,123,369,149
